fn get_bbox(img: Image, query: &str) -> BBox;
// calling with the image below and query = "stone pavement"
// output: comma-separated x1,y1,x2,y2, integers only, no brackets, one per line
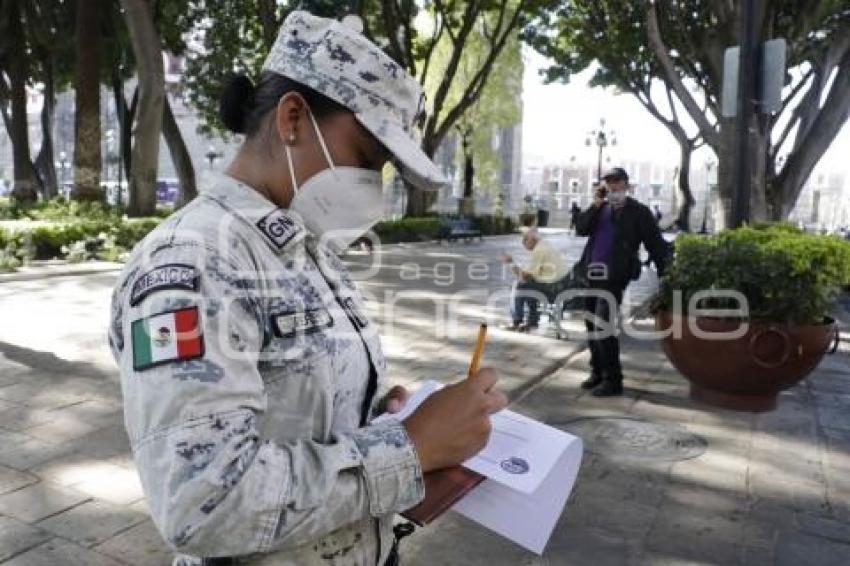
405,309,850,565
0,233,589,565
1,235,849,564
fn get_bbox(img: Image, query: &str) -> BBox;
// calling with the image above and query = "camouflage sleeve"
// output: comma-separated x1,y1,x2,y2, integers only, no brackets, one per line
116,239,423,558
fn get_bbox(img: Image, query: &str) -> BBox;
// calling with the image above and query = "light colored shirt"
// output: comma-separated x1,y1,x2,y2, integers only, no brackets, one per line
526,239,568,284
108,178,424,565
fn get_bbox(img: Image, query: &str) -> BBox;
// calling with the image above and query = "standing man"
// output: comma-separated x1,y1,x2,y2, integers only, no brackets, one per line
501,228,568,331
570,201,582,233
575,167,670,396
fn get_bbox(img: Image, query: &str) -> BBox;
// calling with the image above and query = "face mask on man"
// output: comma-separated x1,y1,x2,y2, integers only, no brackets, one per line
286,107,384,251
608,189,627,206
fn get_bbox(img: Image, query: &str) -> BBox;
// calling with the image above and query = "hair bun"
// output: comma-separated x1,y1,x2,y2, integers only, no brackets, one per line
219,74,256,134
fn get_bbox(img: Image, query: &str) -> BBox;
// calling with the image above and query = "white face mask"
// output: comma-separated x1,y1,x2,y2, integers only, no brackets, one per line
286,109,384,251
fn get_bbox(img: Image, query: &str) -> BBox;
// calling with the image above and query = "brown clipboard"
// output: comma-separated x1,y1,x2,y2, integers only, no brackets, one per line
401,465,485,526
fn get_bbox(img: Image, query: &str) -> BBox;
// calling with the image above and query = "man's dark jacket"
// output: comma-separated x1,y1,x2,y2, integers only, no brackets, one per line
575,197,671,286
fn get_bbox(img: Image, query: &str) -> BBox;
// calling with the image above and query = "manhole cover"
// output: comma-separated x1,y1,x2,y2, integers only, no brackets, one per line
555,417,707,462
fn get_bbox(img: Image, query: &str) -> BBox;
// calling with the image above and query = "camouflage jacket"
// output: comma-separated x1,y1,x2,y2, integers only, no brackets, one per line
108,179,425,565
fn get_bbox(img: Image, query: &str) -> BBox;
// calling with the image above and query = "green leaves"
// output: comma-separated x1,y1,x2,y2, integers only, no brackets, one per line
657,225,850,325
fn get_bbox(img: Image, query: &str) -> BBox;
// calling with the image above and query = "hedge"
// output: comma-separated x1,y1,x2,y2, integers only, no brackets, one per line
0,213,517,265
0,197,172,222
373,218,442,243
371,215,516,244
655,223,850,325
0,219,161,261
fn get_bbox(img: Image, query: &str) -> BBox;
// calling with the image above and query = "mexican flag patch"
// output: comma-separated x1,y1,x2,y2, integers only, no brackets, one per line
131,307,204,371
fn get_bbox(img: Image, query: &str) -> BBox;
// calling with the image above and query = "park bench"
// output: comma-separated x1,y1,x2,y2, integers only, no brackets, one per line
438,217,483,243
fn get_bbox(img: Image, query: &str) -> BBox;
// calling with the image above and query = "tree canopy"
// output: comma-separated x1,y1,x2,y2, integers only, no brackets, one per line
527,0,850,226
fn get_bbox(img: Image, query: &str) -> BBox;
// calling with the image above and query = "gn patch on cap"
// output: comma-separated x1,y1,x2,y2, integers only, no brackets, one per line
132,307,204,371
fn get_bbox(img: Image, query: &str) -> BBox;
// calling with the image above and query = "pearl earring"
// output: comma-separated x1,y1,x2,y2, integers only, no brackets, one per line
289,132,296,144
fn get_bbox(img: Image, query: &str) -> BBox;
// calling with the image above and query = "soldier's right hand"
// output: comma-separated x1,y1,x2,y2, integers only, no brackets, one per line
403,368,508,473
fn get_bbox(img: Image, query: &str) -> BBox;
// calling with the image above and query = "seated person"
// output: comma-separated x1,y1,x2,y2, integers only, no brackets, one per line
501,229,568,331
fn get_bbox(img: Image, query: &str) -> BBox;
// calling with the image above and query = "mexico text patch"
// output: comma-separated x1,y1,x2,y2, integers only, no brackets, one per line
130,264,200,306
132,307,204,371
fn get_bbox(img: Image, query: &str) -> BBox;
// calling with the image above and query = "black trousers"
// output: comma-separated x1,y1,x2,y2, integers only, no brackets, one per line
584,284,625,383
513,279,557,326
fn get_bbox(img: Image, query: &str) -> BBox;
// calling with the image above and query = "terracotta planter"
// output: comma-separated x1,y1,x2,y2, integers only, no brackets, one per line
655,312,838,412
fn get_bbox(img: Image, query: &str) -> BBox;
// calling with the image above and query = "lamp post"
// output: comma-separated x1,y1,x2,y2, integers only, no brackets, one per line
585,118,617,181
55,151,70,198
105,129,123,206
104,128,114,181
117,59,126,209
702,158,717,233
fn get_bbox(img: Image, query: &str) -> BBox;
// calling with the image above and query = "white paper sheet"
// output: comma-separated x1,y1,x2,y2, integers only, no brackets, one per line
374,380,584,554
463,409,573,495
453,436,583,554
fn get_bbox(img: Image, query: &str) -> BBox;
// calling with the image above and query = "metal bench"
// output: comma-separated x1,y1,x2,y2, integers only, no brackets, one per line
438,217,483,243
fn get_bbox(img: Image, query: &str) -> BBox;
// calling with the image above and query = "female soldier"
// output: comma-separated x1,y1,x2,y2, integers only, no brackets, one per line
108,10,506,566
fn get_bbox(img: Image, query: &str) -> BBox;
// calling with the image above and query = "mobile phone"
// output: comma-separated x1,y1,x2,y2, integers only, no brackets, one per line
596,183,608,198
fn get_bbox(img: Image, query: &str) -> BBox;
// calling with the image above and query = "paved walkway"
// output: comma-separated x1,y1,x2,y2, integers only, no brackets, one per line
1,240,849,564
406,310,850,565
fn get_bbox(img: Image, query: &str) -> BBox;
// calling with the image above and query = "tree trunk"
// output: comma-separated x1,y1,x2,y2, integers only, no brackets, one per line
113,83,140,183
162,96,197,209
35,52,58,200
6,0,40,205
457,133,475,216
714,120,737,231
72,0,103,201
674,142,695,232
776,61,850,219
122,0,165,217
257,0,279,51
405,138,440,217
749,120,770,223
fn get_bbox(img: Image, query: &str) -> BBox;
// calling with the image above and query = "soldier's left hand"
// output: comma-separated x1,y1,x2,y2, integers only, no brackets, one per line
379,385,410,414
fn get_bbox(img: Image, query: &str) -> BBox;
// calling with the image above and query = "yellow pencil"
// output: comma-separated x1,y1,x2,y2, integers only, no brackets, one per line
467,323,488,379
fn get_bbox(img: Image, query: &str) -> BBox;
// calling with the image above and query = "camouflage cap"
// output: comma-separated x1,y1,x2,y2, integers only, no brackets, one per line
263,10,447,191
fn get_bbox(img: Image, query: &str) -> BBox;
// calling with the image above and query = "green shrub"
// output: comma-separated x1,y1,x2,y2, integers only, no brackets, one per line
370,215,516,245
655,224,850,324
0,198,14,220
0,218,161,261
374,218,441,243
0,244,21,272
0,197,174,222
115,219,162,249
0,198,115,221
476,215,517,236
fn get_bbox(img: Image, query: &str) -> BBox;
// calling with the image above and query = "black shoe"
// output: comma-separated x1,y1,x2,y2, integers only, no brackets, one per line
580,374,603,390
592,381,624,397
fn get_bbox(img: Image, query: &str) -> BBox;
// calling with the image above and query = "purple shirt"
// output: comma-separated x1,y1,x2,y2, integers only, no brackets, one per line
590,204,615,266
